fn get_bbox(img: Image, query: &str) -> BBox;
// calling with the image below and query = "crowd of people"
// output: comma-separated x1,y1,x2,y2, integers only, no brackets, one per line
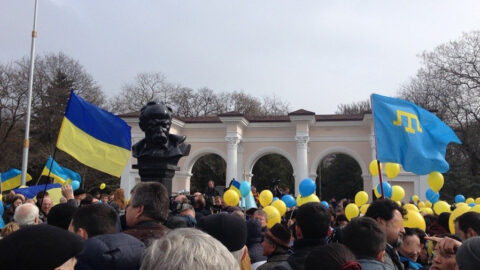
1,181,480,270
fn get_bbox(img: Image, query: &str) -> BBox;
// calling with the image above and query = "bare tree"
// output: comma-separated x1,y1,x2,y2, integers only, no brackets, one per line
336,99,371,114
261,94,290,115
110,72,171,113
399,31,480,197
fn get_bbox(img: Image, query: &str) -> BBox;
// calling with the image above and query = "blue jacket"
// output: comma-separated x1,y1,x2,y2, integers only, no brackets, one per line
75,233,145,270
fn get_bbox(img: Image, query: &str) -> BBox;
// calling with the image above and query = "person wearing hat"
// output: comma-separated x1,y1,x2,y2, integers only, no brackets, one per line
74,188,87,207
198,213,251,270
0,224,84,269
257,223,291,270
456,236,480,270
47,203,78,230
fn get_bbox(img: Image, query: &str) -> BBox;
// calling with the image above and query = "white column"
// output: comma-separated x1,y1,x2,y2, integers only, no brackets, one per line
295,135,309,195
120,157,135,199
226,136,240,187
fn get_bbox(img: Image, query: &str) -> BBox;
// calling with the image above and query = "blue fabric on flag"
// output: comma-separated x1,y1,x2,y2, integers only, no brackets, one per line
14,184,62,199
372,94,461,175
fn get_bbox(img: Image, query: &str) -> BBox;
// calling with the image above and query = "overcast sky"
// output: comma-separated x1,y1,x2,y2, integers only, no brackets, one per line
2,1,480,114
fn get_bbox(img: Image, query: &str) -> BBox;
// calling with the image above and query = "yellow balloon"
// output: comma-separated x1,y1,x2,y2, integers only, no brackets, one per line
297,194,320,207
391,185,405,202
271,199,287,216
449,204,471,234
385,163,401,179
404,203,419,212
475,198,480,205
425,201,432,208
355,191,369,206
456,202,468,208
263,206,281,228
412,195,419,202
259,190,273,207
369,160,382,176
360,204,370,214
345,203,360,221
374,188,381,198
418,201,425,208
471,205,480,213
404,209,426,231
420,208,434,215
433,201,451,215
223,190,240,206
466,198,475,204
100,183,106,190
427,172,444,192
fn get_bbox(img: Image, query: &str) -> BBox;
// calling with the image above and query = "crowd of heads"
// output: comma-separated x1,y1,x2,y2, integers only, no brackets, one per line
1,181,480,270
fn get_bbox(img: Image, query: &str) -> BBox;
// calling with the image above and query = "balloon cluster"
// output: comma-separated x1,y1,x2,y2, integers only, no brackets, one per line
296,178,320,207
369,160,405,202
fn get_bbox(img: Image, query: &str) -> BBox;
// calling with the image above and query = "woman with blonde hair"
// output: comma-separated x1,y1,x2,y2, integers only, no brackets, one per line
109,188,126,215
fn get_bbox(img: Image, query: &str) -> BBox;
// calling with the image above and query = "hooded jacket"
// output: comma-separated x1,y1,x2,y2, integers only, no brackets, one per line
75,233,145,270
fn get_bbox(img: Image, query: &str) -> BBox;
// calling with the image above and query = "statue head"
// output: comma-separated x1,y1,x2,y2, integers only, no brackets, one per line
139,101,173,149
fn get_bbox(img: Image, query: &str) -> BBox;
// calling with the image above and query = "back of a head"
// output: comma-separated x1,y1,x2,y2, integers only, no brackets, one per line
197,213,247,252
296,202,331,239
0,224,84,269
48,203,78,230
365,198,406,221
72,204,117,237
456,212,480,236
13,203,39,226
140,228,240,270
305,243,358,270
130,182,169,222
342,217,387,258
456,236,480,270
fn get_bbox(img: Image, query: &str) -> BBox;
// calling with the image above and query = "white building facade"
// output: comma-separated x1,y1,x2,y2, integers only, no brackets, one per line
119,110,429,201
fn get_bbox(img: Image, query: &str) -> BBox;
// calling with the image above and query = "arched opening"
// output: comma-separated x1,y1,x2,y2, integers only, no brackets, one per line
316,153,363,201
251,154,294,195
190,154,226,193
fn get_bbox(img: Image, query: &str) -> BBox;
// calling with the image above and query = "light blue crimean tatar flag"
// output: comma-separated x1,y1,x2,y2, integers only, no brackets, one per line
371,93,461,175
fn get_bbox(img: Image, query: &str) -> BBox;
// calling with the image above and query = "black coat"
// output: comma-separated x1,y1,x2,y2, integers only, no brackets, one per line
75,233,145,270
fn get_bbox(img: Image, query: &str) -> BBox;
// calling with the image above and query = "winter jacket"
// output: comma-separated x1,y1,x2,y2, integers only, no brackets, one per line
257,251,290,270
385,244,405,270
358,258,395,270
272,238,326,270
75,233,145,270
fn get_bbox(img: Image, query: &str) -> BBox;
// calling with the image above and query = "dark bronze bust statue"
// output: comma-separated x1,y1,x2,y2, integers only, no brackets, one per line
132,101,191,193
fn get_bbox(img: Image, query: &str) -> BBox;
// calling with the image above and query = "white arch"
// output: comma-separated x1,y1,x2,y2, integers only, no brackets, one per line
245,146,297,176
309,146,367,176
183,147,227,174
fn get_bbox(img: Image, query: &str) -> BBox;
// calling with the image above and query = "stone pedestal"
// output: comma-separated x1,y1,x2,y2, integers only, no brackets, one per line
133,156,183,195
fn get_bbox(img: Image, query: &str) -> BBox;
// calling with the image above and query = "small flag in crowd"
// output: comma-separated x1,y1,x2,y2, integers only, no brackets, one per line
56,91,131,177
41,156,81,185
371,93,461,175
1,168,32,191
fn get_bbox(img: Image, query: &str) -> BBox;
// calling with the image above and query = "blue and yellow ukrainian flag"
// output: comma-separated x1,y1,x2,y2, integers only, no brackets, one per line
229,179,241,197
1,169,32,191
56,91,131,177
371,94,461,175
41,156,81,185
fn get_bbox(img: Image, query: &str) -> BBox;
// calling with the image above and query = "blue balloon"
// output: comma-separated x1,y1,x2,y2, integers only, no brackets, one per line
455,194,466,203
426,188,440,203
376,182,392,198
71,180,80,191
321,201,329,209
299,178,316,197
239,181,251,198
282,194,296,208
469,203,476,207
272,197,279,202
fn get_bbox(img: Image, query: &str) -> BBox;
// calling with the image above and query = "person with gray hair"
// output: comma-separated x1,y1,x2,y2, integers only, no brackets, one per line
123,182,169,244
13,203,40,226
140,228,239,270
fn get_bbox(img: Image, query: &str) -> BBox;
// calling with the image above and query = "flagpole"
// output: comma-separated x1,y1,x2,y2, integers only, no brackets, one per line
370,94,385,199
20,0,39,186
